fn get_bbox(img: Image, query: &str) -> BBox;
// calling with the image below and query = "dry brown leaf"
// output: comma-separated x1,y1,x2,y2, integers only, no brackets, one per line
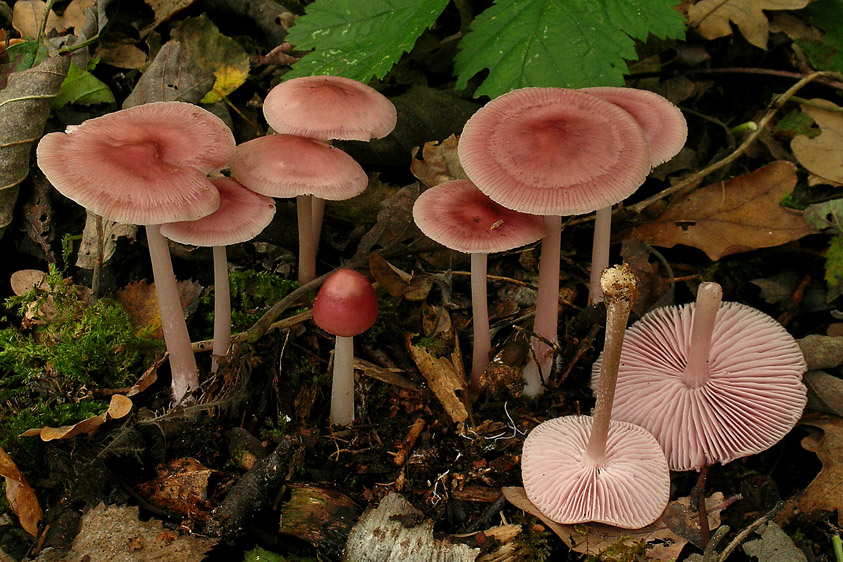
20,394,133,441
137,458,214,519
11,0,94,39
632,161,813,260
75,211,137,269
94,42,149,69
113,279,202,339
0,446,42,537
794,414,843,525
369,252,412,296
503,486,725,560
410,135,466,188
140,0,198,35
688,0,808,49
791,99,843,184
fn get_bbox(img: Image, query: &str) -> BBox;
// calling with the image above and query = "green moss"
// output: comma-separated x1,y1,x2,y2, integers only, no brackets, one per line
585,538,647,562
781,191,808,211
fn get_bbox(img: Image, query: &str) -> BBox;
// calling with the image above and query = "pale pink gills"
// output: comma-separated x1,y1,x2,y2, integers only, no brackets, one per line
521,416,670,528
591,284,808,472
457,87,651,216
36,102,235,225
313,269,379,338
582,87,688,167
412,179,545,253
229,134,368,200
263,75,397,141
160,178,276,247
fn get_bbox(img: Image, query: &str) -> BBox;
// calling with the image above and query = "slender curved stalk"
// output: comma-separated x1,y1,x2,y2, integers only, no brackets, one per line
682,282,722,388
470,253,491,393
211,245,231,373
296,194,317,285
330,335,355,425
589,206,612,304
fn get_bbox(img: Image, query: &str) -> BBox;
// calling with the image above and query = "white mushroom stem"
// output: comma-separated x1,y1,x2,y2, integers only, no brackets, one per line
145,225,200,402
330,335,355,425
296,194,317,285
583,264,637,468
588,206,612,304
682,281,723,388
523,215,562,397
211,245,232,373
470,253,491,392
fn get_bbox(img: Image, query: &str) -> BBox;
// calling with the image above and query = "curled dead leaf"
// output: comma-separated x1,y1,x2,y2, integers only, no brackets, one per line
791,99,843,184
20,394,133,441
0,446,42,537
410,135,466,188
688,0,808,49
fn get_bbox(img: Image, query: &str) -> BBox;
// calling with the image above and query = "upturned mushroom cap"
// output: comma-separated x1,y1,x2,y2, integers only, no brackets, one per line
458,88,651,216
37,102,235,225
160,177,276,247
581,87,687,167
521,415,670,528
412,179,545,253
263,76,397,141
591,300,808,471
313,269,378,338
229,135,368,200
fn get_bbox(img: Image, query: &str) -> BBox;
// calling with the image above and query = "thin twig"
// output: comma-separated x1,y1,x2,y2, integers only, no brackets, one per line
717,502,784,562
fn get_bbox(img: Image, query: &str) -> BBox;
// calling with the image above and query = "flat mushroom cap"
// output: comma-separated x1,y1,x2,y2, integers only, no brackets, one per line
581,87,688,167
263,76,397,141
591,302,808,471
313,269,379,338
458,88,651,216
229,135,368,200
521,416,670,528
37,102,235,225
160,177,276,247
412,179,545,253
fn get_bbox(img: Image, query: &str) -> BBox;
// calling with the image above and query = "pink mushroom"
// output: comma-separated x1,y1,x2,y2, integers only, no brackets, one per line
521,265,669,528
160,178,276,372
412,179,545,394
459,88,651,396
312,269,379,426
37,102,235,402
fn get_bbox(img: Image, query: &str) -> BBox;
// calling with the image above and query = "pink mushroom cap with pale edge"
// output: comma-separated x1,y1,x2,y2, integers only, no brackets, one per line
36,102,235,225
458,88,651,216
313,269,378,338
581,87,688,167
160,177,276,247
521,415,670,528
263,76,397,141
591,302,807,472
229,135,368,200
412,180,545,254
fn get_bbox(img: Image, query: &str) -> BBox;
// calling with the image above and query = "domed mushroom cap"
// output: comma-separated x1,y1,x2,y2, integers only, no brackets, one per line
160,177,276,247
581,87,687,167
37,102,234,225
313,269,378,338
458,88,651,216
229,135,368,200
412,179,545,254
591,301,808,471
521,415,670,529
263,75,397,141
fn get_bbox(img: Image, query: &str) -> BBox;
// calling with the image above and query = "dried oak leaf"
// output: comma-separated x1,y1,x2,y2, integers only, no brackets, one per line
410,134,466,188
0,446,42,537
140,0,198,35
688,0,808,49
19,394,133,441
792,414,843,526
632,161,813,260
503,486,725,560
137,458,214,519
791,99,843,184
11,0,93,39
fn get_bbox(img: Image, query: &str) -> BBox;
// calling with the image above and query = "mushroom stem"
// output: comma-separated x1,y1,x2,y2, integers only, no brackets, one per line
145,225,200,402
330,335,355,425
211,245,232,373
682,282,723,388
312,196,326,252
470,252,491,393
296,194,317,285
523,215,562,397
583,264,637,468
588,206,612,304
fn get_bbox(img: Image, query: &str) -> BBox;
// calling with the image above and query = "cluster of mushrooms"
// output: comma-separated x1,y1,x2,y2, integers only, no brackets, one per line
35,76,809,531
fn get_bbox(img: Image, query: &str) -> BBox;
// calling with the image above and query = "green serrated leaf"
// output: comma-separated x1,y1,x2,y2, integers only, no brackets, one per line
52,62,115,108
171,14,250,104
804,199,843,233
825,234,843,301
454,0,685,98
285,0,450,81
796,0,843,73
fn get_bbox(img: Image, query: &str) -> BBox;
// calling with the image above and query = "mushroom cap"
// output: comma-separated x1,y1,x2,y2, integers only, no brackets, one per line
313,269,379,337
37,102,235,225
591,301,808,471
458,88,651,216
229,135,369,201
581,87,687,167
412,179,545,254
159,177,276,247
263,76,397,141
521,415,670,528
